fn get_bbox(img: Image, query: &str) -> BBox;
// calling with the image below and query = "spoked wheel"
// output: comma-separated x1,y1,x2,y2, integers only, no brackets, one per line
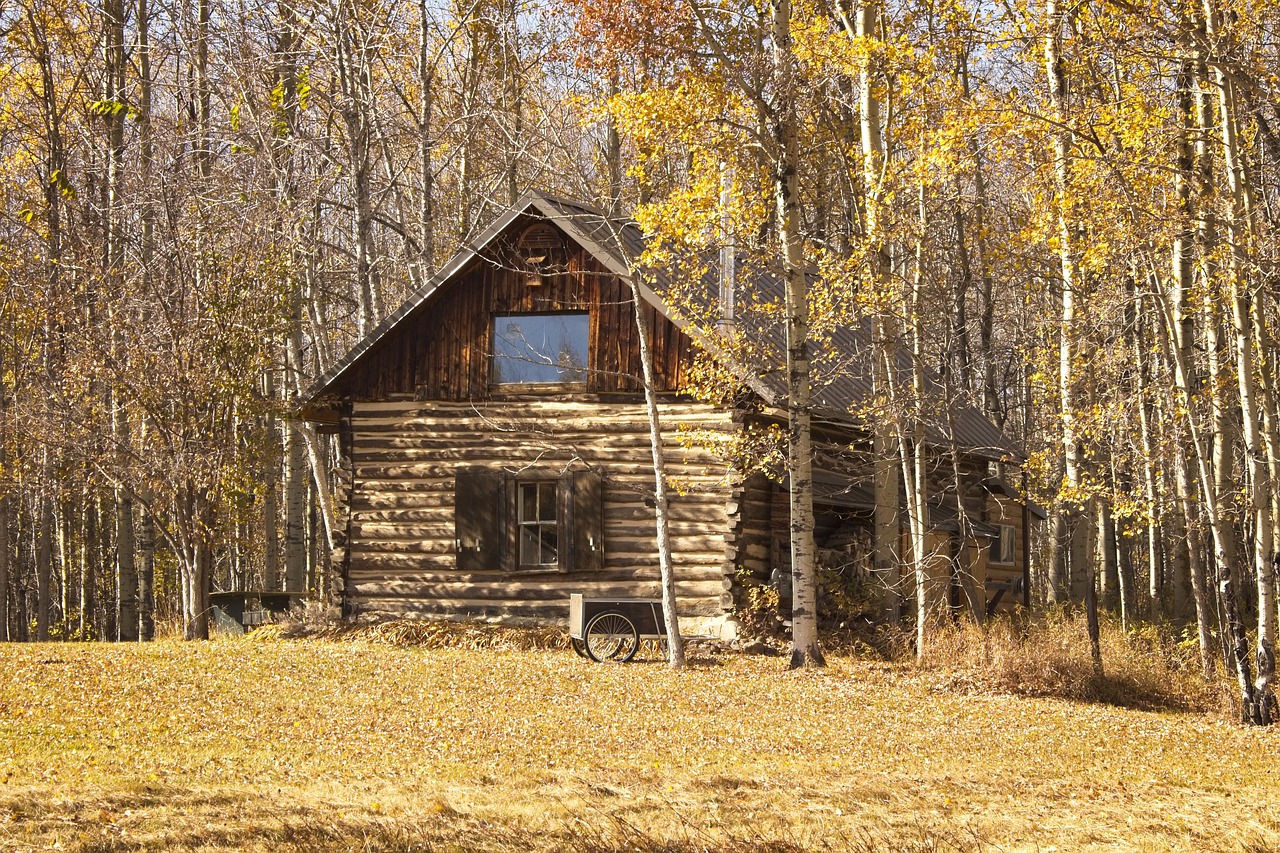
584,611,639,663
570,637,589,658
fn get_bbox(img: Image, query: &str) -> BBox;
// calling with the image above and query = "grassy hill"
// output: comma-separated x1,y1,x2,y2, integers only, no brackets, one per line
1,632,1277,852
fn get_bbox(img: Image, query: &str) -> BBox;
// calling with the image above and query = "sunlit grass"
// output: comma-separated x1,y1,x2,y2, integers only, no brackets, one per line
1,630,1277,851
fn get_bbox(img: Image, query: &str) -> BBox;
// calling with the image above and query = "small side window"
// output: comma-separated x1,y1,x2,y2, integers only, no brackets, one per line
990,523,1016,566
517,480,560,569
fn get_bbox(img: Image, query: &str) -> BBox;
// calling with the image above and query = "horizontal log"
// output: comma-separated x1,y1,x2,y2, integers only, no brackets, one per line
352,435,676,453
351,523,454,539
603,504,727,524
349,508,451,524
347,579,725,603
350,596,724,622
350,400,726,419
351,479,454,495
353,539,452,555
349,510,726,535
351,465,729,485
345,564,725,584
608,534,726,552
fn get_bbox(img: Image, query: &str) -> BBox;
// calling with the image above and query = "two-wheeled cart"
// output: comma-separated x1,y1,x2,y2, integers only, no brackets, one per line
568,593,669,663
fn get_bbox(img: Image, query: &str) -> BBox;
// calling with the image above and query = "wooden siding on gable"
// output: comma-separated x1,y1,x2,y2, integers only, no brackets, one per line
341,400,737,622
331,218,693,402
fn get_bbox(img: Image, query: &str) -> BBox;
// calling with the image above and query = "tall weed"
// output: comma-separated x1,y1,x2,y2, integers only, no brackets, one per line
914,609,1222,712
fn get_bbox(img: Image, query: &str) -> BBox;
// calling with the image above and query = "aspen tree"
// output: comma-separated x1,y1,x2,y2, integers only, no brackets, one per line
1043,0,1100,674
1203,0,1276,722
830,0,903,627
0,343,7,642
771,0,824,668
184,0,214,641
136,0,156,640
101,0,138,641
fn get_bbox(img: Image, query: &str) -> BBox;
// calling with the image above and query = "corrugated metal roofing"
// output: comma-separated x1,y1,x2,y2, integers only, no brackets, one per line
302,189,1018,460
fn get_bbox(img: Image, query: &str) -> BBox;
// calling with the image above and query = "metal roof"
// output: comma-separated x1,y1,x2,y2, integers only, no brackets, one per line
301,189,1018,460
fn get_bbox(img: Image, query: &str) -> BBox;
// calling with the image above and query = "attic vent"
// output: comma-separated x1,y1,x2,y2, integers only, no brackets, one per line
515,223,565,287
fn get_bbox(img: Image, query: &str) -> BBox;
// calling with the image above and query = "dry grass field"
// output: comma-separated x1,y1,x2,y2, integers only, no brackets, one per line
1,626,1278,852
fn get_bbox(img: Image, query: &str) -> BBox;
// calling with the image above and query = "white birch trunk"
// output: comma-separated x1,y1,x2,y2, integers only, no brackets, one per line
1202,0,1275,721
772,0,822,668
627,274,684,668
1044,0,1100,673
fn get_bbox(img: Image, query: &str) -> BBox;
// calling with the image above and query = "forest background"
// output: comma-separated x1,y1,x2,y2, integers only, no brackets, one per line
0,0,1277,719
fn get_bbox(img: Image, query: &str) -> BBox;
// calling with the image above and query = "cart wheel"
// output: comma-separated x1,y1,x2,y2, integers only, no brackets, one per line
570,637,589,658
584,611,639,663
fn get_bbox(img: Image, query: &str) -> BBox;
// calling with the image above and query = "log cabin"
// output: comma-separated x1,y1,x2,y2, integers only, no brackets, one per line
298,191,1036,638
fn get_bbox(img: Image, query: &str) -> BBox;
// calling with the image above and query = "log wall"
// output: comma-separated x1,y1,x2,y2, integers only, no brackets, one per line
339,399,739,624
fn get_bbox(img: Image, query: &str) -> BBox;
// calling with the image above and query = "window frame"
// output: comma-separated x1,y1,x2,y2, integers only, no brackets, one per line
489,312,591,389
515,478,562,571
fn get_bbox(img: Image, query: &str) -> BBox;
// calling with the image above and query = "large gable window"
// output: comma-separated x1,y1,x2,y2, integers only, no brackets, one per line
492,313,589,385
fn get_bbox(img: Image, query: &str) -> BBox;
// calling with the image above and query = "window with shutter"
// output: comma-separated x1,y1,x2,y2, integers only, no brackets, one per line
457,466,605,574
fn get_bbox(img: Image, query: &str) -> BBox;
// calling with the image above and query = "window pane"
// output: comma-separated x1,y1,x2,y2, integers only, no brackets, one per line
492,314,589,384
520,483,537,523
520,526,540,566
540,526,558,565
538,482,556,521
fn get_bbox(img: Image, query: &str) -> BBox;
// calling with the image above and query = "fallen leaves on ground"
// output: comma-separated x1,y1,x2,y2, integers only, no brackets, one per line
0,636,1277,852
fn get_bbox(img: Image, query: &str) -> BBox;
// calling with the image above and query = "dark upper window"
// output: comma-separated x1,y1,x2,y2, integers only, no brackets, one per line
492,313,589,385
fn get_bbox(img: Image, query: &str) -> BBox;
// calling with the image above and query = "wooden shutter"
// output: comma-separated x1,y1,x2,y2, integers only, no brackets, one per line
455,467,504,570
564,469,604,573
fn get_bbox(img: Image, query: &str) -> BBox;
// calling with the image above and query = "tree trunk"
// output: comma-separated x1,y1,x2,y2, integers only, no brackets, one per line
1206,11,1276,724
284,421,308,593
0,337,9,642
1134,290,1161,621
906,180,937,649
80,500,98,640
772,0,822,669
336,9,380,336
419,0,435,271
263,371,280,591
841,0,901,626
1044,0,1099,673
136,0,156,643
36,487,52,642
1098,502,1119,616
627,273,684,667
